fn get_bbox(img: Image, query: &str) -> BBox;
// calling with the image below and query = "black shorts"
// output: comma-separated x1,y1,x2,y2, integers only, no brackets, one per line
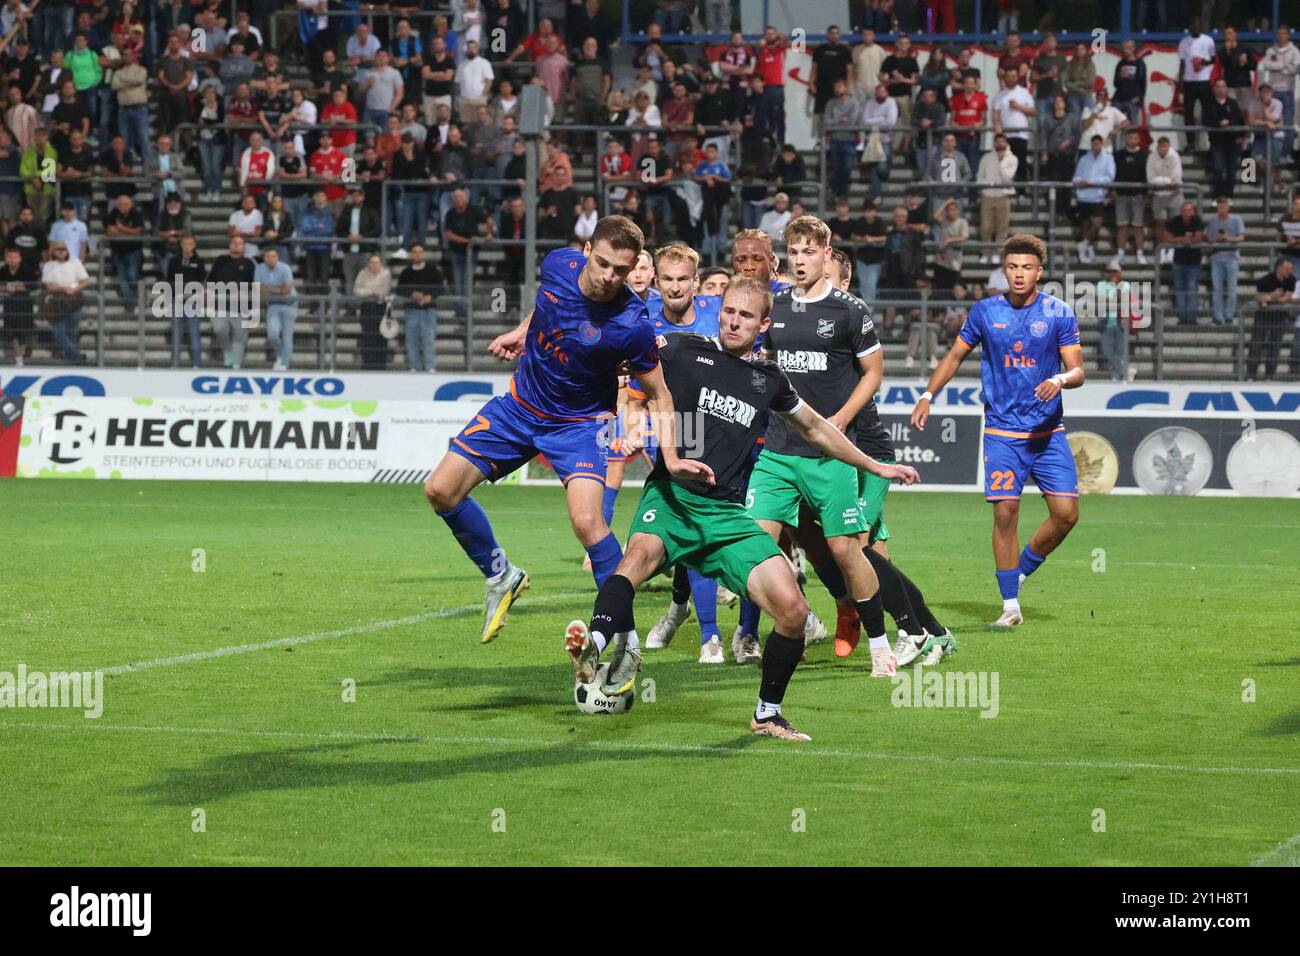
1077,202,1104,220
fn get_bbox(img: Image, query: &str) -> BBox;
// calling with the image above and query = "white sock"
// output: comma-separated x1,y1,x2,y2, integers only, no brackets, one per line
756,698,781,720
670,600,689,618
623,629,641,652
590,630,608,654
867,634,889,651
486,565,509,585
1003,597,1021,613
1017,572,1027,588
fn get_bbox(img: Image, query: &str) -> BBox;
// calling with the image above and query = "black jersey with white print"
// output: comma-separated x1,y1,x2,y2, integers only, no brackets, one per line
761,283,882,459
648,333,803,502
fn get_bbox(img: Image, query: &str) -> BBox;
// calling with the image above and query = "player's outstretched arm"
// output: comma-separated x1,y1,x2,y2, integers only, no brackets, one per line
910,340,971,431
783,404,920,485
637,364,716,485
488,307,534,361
830,349,884,431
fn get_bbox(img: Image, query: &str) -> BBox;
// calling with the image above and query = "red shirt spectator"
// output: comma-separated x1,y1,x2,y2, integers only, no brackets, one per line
756,32,787,87
321,98,359,150
950,85,988,139
310,142,347,201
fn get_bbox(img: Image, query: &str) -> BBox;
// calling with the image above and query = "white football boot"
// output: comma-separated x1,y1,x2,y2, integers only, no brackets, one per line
646,600,691,649
987,606,1024,630
869,646,899,677
480,564,529,643
892,629,927,667
803,610,827,647
731,627,762,664
698,635,725,664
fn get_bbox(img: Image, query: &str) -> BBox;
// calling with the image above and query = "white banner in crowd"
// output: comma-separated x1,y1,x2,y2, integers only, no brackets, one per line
15,396,487,483
5,366,1298,415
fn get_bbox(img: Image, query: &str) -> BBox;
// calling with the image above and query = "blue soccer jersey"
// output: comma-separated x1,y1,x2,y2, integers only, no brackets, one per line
648,294,722,338
511,247,659,420
957,291,1082,437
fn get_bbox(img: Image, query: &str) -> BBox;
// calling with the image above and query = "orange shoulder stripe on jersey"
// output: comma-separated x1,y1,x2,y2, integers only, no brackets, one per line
983,426,1066,440
954,338,974,352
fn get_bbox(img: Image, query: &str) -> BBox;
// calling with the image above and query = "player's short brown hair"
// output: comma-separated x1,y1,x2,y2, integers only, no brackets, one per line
1001,233,1047,263
829,247,853,284
653,241,700,274
731,228,774,253
590,215,645,256
724,275,774,318
783,214,832,248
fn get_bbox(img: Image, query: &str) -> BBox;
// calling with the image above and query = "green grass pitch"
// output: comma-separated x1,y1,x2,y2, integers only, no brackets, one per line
2,479,1298,866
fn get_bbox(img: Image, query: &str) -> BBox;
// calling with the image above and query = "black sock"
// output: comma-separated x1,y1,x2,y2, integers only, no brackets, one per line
899,568,945,635
758,630,803,708
591,574,636,651
670,564,690,605
855,593,887,639
863,547,918,633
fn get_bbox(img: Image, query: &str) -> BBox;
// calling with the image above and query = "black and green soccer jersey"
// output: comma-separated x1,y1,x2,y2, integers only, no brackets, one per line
762,284,882,459
647,333,802,503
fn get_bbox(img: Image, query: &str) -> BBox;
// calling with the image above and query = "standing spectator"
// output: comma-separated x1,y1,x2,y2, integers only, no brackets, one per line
57,128,93,225
1205,79,1245,200
759,192,791,243
881,34,919,154
1249,259,1296,381
196,86,226,201
40,239,90,364
224,83,261,170
694,74,735,159
1204,197,1245,327
255,248,298,370
7,206,45,276
1177,18,1216,151
568,0,617,57
535,35,571,119
48,201,88,261
991,67,1034,181
0,129,21,233
20,126,56,228
852,28,886,102
853,197,888,305
298,189,336,291
811,25,854,121
1072,135,1114,263
421,36,455,127
65,32,102,132
238,130,277,210
390,17,423,96
0,245,37,366
335,187,381,293
391,134,433,251
1112,39,1147,127
574,195,599,243
1259,26,1299,155
148,133,188,205
362,50,404,137
632,22,670,83
320,87,359,158
455,40,494,125
570,37,611,126
309,131,348,211
1277,195,1300,275
346,21,381,93
105,193,145,309
1096,260,1133,382
397,243,443,371
262,194,295,263
949,73,987,173
353,253,392,371
739,76,778,170
1031,32,1067,134
911,86,947,173
442,188,488,297
1113,129,1149,265
208,236,257,369
497,195,527,285
1040,93,1080,182
931,197,969,297
861,83,898,199
1250,85,1287,194
1217,26,1256,117
1147,136,1184,251
155,31,192,136
227,193,264,259
1081,88,1129,152
881,205,925,333
111,47,150,163
755,26,789,146
5,86,38,153
277,139,310,230
693,142,732,265
926,132,971,213
718,31,755,120
1166,201,1206,326
977,133,1018,261
1063,42,1096,117
824,79,861,201
998,32,1032,86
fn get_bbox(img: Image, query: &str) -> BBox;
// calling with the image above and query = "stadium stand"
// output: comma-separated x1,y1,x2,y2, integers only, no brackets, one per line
0,1,1296,383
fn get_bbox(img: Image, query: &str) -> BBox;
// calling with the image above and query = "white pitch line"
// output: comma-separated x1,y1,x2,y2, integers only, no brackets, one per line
98,590,591,676
1251,834,1300,867
3,719,1299,779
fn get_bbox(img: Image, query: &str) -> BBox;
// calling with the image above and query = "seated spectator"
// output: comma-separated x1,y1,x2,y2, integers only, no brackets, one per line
256,248,299,371
396,243,444,372
228,193,264,259
1249,259,1296,381
353,253,392,371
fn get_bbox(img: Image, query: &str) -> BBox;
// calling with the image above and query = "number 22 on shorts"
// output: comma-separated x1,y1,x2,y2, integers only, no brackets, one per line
988,470,1016,491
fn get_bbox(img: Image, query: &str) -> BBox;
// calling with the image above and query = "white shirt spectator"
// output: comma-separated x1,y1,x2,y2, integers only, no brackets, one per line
1146,146,1183,186
991,84,1034,140
760,208,791,242
987,265,1010,293
976,148,1018,197
455,55,495,100
862,95,899,129
228,208,263,258
298,0,328,32
625,104,662,127
452,0,485,52
574,208,598,241
1081,103,1127,150
1177,33,1216,83
1251,96,1284,139
48,217,89,261
42,255,90,288
1260,42,1300,97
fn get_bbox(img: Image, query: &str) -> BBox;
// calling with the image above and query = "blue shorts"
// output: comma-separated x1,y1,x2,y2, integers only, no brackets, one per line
450,394,610,486
982,428,1079,501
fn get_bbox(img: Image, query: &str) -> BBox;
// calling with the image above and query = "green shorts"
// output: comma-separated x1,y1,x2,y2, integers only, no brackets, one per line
632,479,783,597
857,458,893,543
746,450,868,538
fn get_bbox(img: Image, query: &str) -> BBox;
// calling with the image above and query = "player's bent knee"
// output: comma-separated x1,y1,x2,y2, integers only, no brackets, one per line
424,477,462,513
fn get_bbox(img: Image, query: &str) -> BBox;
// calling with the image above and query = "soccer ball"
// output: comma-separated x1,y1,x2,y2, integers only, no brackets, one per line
574,663,635,716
